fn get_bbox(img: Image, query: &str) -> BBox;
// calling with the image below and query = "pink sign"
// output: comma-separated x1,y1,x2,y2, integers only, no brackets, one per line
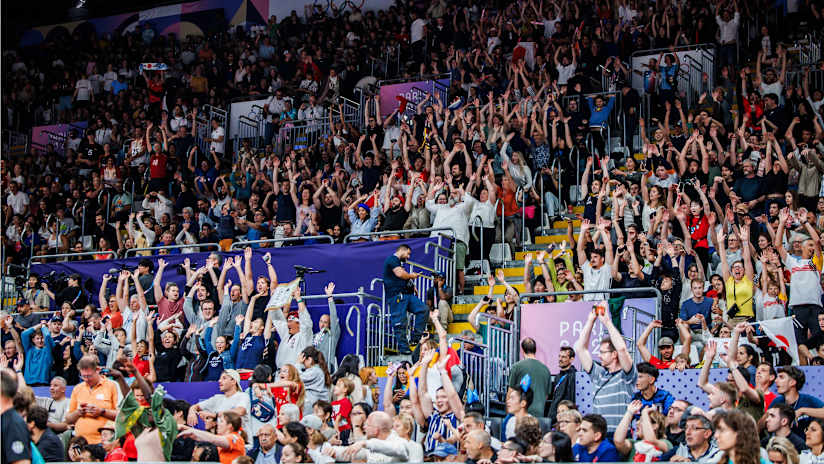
378,78,450,119
520,298,656,373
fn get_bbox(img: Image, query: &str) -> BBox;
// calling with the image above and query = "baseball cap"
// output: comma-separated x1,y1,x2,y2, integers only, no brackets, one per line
50,313,63,322
658,337,675,347
287,312,300,322
98,420,116,433
223,369,241,388
300,414,323,430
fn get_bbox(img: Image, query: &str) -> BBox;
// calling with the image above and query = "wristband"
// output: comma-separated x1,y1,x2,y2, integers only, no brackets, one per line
296,298,303,303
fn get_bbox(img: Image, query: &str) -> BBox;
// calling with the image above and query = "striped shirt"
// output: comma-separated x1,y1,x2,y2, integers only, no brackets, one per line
587,362,637,432
423,411,458,453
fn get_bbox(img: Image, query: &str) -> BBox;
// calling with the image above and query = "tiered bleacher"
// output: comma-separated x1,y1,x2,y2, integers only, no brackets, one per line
3,0,824,462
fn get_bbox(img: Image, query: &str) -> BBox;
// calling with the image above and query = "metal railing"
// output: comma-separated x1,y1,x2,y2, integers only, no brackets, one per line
229,235,334,249
472,311,519,415
124,243,220,257
453,335,491,414
30,250,117,264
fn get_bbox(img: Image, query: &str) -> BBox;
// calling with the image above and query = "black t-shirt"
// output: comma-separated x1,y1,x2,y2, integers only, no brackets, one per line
319,204,342,232
35,428,65,462
1,409,32,464
761,432,807,452
55,286,88,309
382,206,409,231
155,345,184,382
78,140,102,164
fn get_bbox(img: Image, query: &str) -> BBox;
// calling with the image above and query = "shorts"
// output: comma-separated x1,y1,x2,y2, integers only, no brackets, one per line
58,96,73,111
455,240,467,271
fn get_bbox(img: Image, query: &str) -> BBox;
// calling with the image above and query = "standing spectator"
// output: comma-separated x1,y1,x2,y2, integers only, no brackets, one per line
576,220,614,301
775,208,823,354
382,244,428,356
508,338,551,418
21,321,54,387
65,356,119,444
548,347,576,424
2,368,31,464
574,306,636,434
265,286,313,369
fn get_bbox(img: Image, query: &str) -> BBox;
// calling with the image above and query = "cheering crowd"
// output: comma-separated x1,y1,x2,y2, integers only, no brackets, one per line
5,0,824,462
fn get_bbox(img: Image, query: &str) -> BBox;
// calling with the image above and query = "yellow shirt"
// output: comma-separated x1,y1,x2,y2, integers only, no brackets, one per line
726,275,755,318
68,377,119,444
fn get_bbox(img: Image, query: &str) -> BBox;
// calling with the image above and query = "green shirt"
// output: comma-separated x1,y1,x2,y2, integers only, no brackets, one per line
508,358,551,417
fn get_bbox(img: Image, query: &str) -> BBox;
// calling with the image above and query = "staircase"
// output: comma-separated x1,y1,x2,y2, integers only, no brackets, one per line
445,205,586,337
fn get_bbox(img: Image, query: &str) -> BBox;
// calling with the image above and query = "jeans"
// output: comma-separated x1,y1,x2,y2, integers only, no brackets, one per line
544,192,562,217
388,292,429,354
264,122,277,147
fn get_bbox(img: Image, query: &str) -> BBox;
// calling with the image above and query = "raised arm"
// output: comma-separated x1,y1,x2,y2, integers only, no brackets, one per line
573,309,598,372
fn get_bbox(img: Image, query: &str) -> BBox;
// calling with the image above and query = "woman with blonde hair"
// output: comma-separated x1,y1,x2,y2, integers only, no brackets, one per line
393,413,424,462
270,364,306,414
359,367,379,407
766,436,800,464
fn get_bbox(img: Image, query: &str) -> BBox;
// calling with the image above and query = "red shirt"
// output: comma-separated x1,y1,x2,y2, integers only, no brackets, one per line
270,385,302,427
101,307,123,328
148,81,164,103
132,354,150,377
649,355,675,369
105,448,128,462
149,152,167,179
764,390,777,410
332,397,353,431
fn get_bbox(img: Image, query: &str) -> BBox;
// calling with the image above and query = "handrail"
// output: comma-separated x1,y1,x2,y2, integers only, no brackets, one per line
230,235,334,249
301,290,381,304
377,72,451,87
238,115,260,127
125,242,220,257
406,260,436,273
344,227,457,243
518,288,662,318
629,42,716,60
30,250,117,264
424,241,453,256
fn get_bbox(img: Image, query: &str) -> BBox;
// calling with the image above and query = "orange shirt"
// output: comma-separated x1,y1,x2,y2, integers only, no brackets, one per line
69,377,119,444
219,432,245,464
496,186,519,217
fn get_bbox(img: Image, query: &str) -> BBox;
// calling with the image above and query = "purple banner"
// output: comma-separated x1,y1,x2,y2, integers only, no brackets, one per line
30,238,438,310
520,298,657,373
379,79,451,119
31,122,88,149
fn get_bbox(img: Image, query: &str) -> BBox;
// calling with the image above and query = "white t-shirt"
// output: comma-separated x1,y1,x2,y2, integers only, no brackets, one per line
75,79,92,101
760,81,783,98
6,191,29,215
411,18,427,43
103,71,118,92
557,64,576,85
198,390,251,431
210,126,225,154
582,261,612,301
784,254,822,307
542,18,561,38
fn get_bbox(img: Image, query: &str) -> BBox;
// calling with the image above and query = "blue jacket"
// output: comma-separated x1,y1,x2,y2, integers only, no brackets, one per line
587,96,616,127
21,326,54,385
200,326,234,380
630,387,676,415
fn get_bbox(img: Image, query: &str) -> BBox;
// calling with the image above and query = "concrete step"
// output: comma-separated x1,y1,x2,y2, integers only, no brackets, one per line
535,234,578,244
473,283,527,295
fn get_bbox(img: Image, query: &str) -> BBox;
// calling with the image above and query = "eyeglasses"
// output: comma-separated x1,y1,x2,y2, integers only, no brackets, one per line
685,426,708,431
